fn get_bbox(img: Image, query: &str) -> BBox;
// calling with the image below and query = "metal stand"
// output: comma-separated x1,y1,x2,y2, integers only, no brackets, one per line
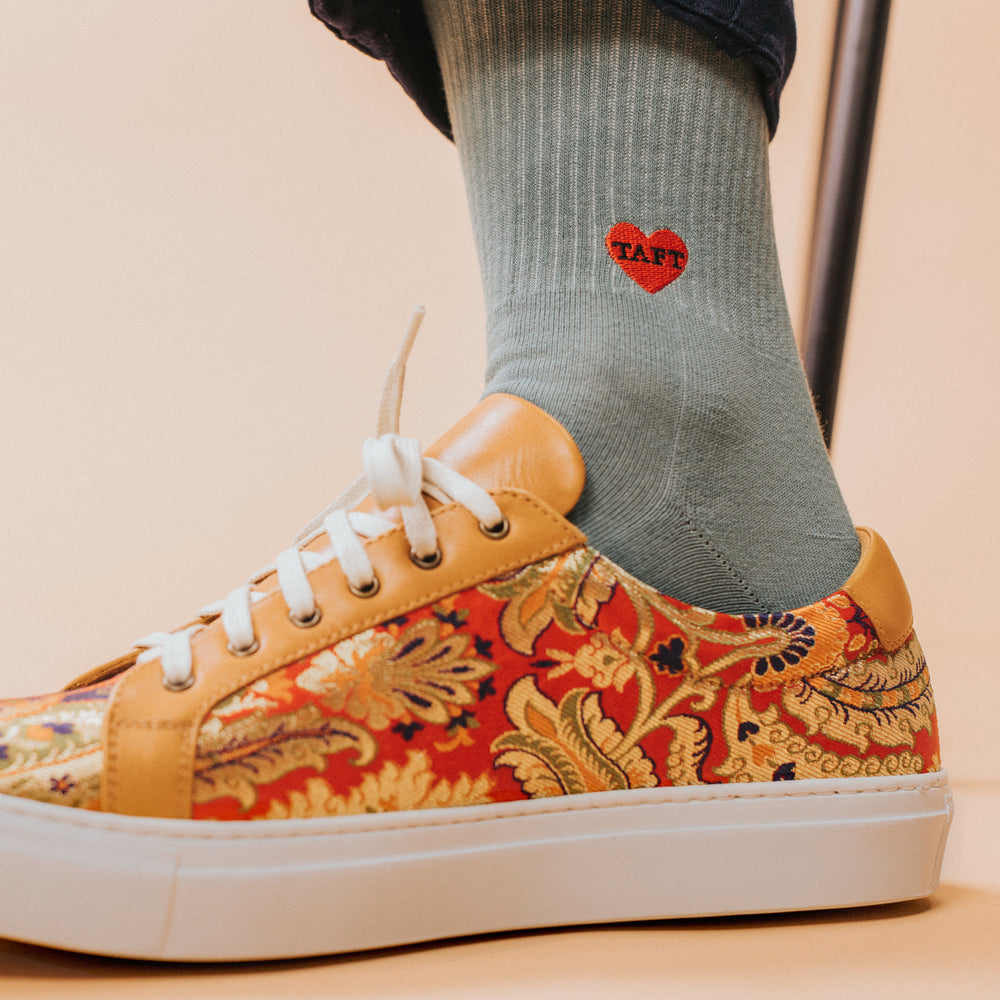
801,0,892,446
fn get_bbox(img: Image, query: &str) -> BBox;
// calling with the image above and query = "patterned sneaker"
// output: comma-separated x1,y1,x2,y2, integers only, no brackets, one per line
0,318,952,961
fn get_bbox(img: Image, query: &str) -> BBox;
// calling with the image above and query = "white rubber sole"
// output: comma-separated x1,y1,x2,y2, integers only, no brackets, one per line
0,772,952,962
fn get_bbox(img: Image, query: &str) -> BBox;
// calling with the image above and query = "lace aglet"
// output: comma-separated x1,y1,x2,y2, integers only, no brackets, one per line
376,306,426,438
394,305,425,367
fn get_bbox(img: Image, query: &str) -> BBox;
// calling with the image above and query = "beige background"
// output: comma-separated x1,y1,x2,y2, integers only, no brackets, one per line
0,1,997,995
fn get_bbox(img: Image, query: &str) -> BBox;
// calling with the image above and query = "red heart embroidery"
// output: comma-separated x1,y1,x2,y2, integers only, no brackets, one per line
606,222,688,293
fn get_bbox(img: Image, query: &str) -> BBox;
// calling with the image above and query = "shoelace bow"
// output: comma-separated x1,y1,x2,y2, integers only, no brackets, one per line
136,308,507,691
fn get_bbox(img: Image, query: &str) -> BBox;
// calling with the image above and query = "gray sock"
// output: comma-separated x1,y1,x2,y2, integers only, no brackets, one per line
423,0,860,612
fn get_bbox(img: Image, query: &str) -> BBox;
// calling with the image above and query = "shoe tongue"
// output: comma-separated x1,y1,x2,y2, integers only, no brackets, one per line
425,394,585,515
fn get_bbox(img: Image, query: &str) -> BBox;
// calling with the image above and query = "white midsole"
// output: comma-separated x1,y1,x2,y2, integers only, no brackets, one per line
0,772,953,962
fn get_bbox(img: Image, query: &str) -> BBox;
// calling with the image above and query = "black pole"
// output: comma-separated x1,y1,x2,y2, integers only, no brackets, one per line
802,0,892,446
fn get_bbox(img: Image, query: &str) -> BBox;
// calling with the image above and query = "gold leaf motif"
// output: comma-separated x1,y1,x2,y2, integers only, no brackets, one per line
492,676,656,797
582,695,657,788
479,548,614,655
662,716,712,785
296,617,495,730
547,628,641,692
209,678,286,722
264,750,495,819
574,556,620,628
194,703,377,811
714,683,926,783
781,635,934,752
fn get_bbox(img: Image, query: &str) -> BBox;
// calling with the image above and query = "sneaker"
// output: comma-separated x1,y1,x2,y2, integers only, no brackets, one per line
0,314,952,960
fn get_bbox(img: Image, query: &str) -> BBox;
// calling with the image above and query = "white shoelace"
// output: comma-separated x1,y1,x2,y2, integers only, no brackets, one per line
135,308,507,692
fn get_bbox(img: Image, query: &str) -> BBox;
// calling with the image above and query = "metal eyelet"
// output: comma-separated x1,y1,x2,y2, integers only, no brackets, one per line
410,547,443,570
227,637,260,658
162,673,195,693
349,575,381,599
289,606,322,629
479,516,510,540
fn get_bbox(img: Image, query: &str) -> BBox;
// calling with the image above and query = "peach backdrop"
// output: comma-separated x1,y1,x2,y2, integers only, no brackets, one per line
0,2,996,994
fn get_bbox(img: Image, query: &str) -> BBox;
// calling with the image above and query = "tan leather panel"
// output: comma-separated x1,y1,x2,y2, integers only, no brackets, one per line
426,394,585,516
842,527,913,651
101,490,586,818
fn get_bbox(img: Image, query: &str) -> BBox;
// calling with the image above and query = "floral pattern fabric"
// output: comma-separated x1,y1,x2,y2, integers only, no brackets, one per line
191,546,941,820
0,546,940,815
0,681,110,809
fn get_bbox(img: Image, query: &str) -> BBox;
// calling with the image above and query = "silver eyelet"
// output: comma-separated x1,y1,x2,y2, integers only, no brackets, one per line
410,547,442,570
162,673,195,693
289,606,322,629
479,516,510,540
227,637,260,658
349,575,381,599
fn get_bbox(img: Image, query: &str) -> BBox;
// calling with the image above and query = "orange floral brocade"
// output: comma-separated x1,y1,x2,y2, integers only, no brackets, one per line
191,547,941,820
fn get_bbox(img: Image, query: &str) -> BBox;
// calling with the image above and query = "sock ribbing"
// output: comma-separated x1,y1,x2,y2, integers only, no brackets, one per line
424,0,860,611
